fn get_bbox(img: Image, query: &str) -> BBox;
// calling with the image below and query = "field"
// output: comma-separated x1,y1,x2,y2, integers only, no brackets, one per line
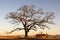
0,36,60,40
0,38,60,40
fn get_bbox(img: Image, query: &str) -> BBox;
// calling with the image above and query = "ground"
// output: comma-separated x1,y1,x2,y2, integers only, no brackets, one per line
0,37,60,40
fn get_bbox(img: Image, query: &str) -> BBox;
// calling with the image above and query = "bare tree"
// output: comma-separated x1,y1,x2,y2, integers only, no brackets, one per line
6,5,55,37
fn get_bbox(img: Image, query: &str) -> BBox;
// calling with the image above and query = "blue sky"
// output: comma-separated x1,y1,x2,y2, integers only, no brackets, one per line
0,0,60,35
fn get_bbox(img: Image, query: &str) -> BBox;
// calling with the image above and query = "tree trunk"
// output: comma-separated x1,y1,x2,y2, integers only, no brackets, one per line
24,25,28,37
25,30,28,37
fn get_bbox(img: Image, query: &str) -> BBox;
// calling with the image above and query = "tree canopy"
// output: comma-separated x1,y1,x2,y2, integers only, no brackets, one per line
6,5,55,37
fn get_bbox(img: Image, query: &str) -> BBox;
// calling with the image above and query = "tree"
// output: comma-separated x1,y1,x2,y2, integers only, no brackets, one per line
6,5,55,37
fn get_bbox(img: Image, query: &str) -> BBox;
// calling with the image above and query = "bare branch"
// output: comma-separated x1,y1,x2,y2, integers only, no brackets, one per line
42,25,50,30
7,28,24,34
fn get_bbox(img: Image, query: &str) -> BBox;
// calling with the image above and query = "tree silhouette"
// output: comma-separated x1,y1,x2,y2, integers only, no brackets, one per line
6,5,55,37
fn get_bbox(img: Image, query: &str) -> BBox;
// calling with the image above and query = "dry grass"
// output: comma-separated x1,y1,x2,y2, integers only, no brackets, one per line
0,36,60,40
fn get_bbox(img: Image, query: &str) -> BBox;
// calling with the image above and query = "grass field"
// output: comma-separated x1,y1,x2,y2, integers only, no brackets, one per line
0,37,60,40
0,38,60,40
0,36,60,40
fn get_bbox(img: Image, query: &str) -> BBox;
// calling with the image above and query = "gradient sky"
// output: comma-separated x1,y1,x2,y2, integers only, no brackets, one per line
0,0,60,36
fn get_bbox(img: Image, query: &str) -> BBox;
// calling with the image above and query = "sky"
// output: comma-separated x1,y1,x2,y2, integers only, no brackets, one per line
0,0,60,36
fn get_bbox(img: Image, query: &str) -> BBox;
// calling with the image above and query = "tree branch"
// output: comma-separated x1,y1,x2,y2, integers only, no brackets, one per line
42,25,50,29
7,28,24,34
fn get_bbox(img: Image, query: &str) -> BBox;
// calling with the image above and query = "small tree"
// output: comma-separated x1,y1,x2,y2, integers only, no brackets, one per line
6,5,55,37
